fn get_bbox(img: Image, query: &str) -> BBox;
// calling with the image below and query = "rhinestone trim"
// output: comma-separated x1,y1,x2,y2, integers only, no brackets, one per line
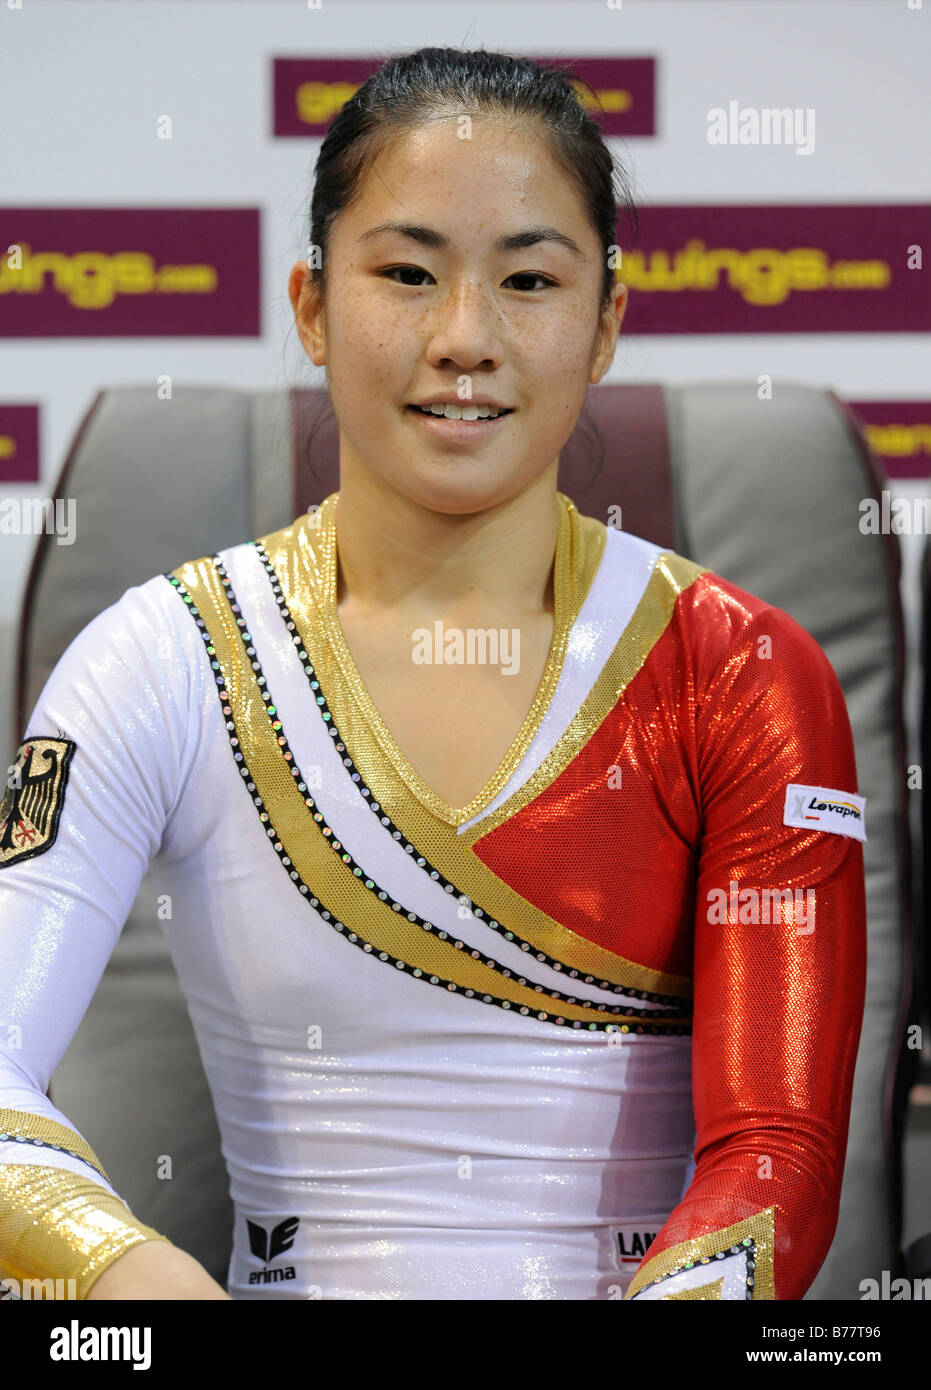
164,556,690,1035
641,1238,757,1299
253,540,690,1015
0,1132,108,1181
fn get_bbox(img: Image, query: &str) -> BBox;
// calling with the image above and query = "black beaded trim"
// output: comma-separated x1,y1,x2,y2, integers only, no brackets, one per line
163,560,689,1035
0,1131,106,1182
633,1237,757,1300
250,538,692,1018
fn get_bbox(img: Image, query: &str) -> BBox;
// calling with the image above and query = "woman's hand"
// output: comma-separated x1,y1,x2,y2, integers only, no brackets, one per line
84,1240,231,1299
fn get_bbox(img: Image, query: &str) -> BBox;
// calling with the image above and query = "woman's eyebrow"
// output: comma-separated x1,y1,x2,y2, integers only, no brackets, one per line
357,222,585,258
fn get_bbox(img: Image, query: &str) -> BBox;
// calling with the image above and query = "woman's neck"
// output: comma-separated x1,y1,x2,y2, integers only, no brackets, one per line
332,457,561,620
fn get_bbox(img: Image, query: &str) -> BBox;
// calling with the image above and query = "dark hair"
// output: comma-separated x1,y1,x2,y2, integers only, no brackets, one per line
297,46,639,488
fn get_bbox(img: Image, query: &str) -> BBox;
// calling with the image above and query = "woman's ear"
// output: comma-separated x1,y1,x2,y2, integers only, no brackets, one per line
589,280,627,385
289,261,327,367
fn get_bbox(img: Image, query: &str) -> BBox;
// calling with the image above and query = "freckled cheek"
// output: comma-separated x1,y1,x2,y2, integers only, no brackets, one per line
525,317,596,383
332,290,421,356
326,313,412,397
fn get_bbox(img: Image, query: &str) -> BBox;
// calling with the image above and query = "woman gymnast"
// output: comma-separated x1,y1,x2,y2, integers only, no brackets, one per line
0,46,866,1300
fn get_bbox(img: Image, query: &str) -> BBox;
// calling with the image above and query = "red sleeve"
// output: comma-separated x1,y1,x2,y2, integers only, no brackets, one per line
625,585,867,1300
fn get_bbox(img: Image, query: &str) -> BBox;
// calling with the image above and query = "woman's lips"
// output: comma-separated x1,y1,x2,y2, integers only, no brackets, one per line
405,404,513,444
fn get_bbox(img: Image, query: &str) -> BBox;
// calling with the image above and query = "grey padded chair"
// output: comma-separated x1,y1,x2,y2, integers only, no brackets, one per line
11,381,921,1297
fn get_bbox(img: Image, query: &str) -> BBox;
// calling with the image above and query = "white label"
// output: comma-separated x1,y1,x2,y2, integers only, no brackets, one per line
783,784,866,842
610,1224,661,1272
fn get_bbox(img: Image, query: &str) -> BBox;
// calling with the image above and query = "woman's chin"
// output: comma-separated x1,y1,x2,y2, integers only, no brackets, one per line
394,471,528,516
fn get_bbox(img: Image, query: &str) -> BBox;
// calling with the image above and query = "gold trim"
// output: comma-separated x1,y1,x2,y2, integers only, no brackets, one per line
0,1108,109,1183
0,1163,170,1299
263,498,706,999
462,551,707,841
172,551,691,1025
317,491,603,827
624,1206,776,1300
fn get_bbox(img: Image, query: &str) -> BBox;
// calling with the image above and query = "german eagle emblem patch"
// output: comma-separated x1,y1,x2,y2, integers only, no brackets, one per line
0,736,76,868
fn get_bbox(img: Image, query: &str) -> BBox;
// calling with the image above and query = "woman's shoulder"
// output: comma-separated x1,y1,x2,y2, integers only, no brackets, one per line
674,562,825,663
602,523,835,678
56,570,192,667
657,554,844,714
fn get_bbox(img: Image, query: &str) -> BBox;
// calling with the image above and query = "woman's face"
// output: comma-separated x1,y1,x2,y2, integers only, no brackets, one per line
290,113,627,515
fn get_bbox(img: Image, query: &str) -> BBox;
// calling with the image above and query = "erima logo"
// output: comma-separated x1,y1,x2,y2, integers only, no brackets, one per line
247,1216,299,1285
783,783,867,842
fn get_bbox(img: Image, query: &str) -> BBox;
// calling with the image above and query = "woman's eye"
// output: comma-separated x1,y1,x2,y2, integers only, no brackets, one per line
382,265,434,287
380,267,555,291
503,273,556,292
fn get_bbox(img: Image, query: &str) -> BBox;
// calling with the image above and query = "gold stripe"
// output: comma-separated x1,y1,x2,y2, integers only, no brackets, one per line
461,551,707,841
262,495,706,1000
310,491,604,827
0,1108,109,1183
624,1206,776,1299
0,1163,170,1299
172,550,689,1026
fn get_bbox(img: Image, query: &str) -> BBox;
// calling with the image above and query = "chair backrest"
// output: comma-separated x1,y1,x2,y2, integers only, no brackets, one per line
15,381,915,1297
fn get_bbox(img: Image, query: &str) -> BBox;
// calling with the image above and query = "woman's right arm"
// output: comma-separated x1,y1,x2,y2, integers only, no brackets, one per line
0,576,227,1300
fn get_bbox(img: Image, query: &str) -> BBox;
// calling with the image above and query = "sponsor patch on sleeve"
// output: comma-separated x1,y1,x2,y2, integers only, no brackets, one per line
783,783,866,842
0,736,76,868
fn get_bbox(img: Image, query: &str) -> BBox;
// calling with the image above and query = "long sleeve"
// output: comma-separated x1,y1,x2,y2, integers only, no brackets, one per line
0,576,196,1298
625,593,867,1300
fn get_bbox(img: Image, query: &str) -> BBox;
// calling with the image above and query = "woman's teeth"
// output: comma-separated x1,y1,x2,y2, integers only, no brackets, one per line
413,403,508,421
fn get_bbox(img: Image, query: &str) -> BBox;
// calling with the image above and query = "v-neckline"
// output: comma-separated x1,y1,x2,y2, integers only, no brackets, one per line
311,491,584,828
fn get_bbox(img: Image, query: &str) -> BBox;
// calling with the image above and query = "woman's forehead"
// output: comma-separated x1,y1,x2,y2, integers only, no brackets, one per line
341,129,591,240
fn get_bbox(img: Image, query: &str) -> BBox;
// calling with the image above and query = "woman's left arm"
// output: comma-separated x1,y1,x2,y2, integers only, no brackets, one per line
625,598,867,1300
